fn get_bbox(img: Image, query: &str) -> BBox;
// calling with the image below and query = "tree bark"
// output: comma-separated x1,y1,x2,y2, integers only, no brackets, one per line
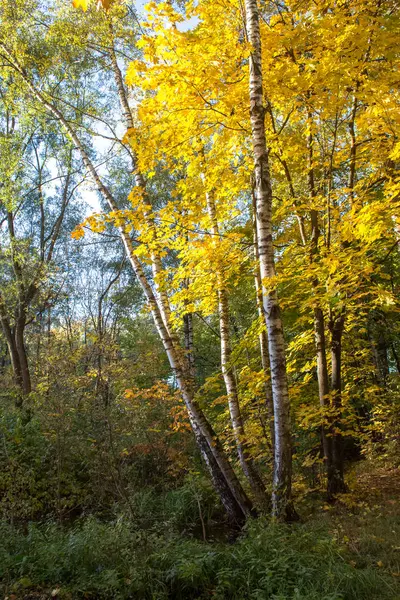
0,294,31,404
183,311,247,525
313,306,336,491
206,189,267,507
244,0,295,520
328,312,347,498
252,185,275,457
183,311,195,379
307,118,339,498
0,310,24,406
15,314,31,395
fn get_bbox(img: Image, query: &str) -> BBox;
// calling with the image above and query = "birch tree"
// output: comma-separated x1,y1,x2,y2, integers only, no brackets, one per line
243,0,295,519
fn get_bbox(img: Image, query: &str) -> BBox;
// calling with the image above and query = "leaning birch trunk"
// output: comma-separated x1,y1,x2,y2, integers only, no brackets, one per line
108,31,178,345
183,311,247,524
106,39,255,516
2,45,254,524
107,35,255,517
243,0,295,520
206,189,267,507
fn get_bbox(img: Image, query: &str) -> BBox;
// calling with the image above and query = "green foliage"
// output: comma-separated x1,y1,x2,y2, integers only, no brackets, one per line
0,518,397,600
0,369,195,521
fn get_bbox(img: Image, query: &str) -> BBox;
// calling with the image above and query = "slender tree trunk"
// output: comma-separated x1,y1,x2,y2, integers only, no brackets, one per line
371,336,389,386
183,311,247,525
0,297,31,405
218,281,267,506
252,186,275,457
206,189,267,507
348,97,358,204
328,312,347,497
376,335,389,385
107,30,179,352
307,118,337,497
183,311,195,379
15,314,31,396
0,315,23,406
369,316,389,386
2,207,32,400
188,409,249,525
244,0,295,520
391,343,400,375
313,306,336,490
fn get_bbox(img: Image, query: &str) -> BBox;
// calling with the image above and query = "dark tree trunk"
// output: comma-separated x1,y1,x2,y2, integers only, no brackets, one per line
328,312,347,499
313,306,337,494
1,319,23,406
308,118,340,499
372,332,389,386
15,315,31,396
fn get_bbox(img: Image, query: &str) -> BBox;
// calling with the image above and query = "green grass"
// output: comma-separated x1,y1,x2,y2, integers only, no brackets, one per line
0,516,398,600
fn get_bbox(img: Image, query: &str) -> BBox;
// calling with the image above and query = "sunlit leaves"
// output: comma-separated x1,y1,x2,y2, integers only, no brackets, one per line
72,0,114,11
72,0,88,10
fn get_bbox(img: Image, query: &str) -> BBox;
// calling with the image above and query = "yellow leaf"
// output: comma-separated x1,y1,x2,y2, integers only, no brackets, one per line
72,0,88,11
71,225,85,240
97,0,112,9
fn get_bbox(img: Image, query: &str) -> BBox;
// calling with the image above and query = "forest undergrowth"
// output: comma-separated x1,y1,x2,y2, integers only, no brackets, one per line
1,456,399,600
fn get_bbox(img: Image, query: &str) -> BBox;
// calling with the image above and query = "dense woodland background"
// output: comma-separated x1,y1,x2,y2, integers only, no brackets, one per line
0,0,399,598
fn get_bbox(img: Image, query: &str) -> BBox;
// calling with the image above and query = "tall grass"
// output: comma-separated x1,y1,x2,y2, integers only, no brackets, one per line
0,516,397,599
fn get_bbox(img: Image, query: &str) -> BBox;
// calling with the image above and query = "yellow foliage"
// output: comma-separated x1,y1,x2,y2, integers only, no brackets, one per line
72,0,88,10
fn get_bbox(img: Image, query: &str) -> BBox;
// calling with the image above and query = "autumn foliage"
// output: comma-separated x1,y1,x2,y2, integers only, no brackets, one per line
0,0,399,596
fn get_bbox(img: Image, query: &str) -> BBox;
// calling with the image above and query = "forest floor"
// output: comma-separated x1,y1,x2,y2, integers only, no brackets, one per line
2,458,400,600
301,458,400,585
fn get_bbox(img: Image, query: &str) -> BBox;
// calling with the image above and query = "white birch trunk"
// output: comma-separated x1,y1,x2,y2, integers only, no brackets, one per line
108,34,178,348
206,190,267,506
243,0,295,519
252,189,275,456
